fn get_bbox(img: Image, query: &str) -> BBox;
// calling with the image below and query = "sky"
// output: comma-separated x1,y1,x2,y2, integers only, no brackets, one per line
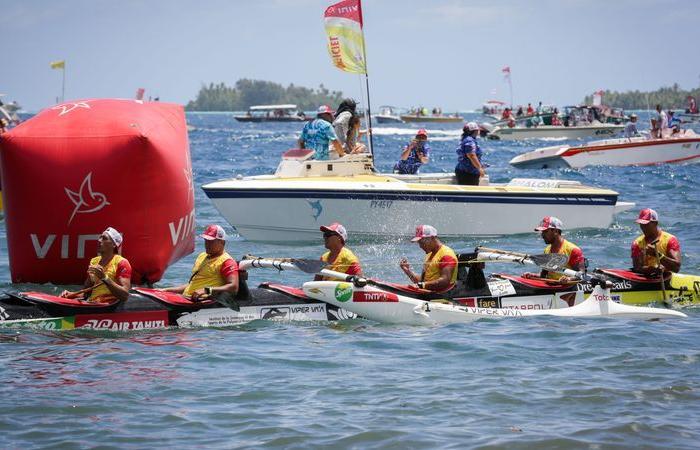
4,0,700,112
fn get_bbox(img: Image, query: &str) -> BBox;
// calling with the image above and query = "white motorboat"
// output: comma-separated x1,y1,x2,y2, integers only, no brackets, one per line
510,130,700,169
234,104,307,122
202,149,634,242
373,105,404,124
486,123,624,141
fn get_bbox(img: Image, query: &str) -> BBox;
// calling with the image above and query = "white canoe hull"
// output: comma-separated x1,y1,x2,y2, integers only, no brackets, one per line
205,181,624,242
303,281,686,325
511,134,700,168
490,124,623,141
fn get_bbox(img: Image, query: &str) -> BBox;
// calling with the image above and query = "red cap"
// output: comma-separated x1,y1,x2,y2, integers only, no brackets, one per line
320,222,348,243
416,129,428,137
411,225,438,242
534,216,563,231
201,224,226,241
635,208,659,224
317,105,334,115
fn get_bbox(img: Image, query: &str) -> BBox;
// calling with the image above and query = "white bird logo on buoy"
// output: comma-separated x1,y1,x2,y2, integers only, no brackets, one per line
65,172,111,224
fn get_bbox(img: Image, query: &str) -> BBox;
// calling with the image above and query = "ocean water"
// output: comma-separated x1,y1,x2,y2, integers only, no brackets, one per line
1,111,699,449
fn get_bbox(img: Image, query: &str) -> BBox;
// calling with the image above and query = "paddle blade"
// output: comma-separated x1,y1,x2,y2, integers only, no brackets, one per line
528,253,568,271
291,259,327,274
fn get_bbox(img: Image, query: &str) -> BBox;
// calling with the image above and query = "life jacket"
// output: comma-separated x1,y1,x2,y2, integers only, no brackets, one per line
184,251,235,297
321,247,361,280
88,254,128,301
544,239,581,280
633,231,677,268
422,244,458,286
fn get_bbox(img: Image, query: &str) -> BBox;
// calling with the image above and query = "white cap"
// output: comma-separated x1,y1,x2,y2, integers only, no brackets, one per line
104,227,123,247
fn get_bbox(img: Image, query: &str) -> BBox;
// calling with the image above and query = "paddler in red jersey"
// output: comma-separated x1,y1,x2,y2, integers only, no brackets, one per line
60,227,132,302
316,222,362,280
400,225,458,292
523,216,585,282
631,208,681,274
162,224,239,301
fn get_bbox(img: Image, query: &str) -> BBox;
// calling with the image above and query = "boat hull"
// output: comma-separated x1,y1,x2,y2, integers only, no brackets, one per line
303,281,685,325
234,116,306,123
204,181,622,242
511,136,700,168
400,115,462,123
490,124,623,141
374,115,403,124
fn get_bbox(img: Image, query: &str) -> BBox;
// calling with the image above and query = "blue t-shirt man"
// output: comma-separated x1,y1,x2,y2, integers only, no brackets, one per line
455,135,483,175
299,106,341,160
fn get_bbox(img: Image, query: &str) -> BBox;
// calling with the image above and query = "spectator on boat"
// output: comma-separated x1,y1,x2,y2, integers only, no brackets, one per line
299,105,345,160
394,129,430,174
687,96,698,114
651,104,668,139
526,103,534,115
60,227,132,302
536,102,544,114
523,216,585,282
529,114,543,128
316,222,362,281
333,98,360,152
455,122,485,186
501,107,514,121
0,118,8,134
631,209,681,275
400,225,458,292
346,115,367,153
516,106,524,117
551,108,562,126
161,224,239,302
624,114,640,138
668,111,681,135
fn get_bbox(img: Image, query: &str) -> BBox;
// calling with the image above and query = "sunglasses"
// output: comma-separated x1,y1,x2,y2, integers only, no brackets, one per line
323,232,337,239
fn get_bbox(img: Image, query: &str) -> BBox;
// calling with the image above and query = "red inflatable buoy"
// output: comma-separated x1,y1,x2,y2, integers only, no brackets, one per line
0,99,195,284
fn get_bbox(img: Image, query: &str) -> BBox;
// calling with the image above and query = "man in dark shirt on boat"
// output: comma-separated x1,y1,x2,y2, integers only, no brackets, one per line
631,208,681,275
523,216,585,282
394,129,430,174
60,227,132,302
400,225,458,292
161,224,239,301
298,105,345,160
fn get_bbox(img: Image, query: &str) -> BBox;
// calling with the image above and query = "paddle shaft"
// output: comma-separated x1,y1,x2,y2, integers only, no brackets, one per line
65,281,104,299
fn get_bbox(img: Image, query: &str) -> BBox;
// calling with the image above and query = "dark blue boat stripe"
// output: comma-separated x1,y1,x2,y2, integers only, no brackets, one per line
202,188,618,205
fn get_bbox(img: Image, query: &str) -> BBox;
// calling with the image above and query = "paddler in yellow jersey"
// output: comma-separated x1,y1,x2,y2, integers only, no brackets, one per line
316,222,362,280
523,216,585,282
162,224,239,301
400,225,458,292
631,208,681,274
60,227,132,302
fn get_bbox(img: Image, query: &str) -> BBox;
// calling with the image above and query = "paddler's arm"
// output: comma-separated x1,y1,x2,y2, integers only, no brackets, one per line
88,265,131,302
161,284,188,294
399,258,420,284
423,263,455,292
660,248,681,273
207,272,239,298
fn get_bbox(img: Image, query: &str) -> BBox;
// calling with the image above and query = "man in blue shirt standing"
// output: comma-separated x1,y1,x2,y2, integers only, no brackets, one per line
298,105,345,160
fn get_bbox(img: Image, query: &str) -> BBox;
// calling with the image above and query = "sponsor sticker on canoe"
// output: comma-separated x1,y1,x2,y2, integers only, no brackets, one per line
334,283,353,303
487,279,516,297
74,311,169,331
352,291,399,303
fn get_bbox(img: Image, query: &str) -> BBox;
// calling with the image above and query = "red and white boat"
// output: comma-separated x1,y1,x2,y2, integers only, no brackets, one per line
510,130,700,169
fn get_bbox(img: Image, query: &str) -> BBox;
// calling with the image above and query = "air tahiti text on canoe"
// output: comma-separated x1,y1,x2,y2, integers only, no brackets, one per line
29,211,195,259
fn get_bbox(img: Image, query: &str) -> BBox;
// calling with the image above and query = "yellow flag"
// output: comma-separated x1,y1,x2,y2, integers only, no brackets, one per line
50,60,65,70
323,0,367,74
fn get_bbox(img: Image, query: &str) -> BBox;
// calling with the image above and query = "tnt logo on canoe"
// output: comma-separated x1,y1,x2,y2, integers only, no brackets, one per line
352,291,399,303
334,283,353,302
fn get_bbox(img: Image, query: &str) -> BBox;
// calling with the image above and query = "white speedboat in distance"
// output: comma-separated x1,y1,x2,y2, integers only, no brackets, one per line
374,106,404,124
487,122,624,141
510,130,700,169
202,149,634,242
234,104,307,122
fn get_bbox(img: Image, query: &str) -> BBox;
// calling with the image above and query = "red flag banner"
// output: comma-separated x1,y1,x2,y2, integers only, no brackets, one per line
323,0,367,74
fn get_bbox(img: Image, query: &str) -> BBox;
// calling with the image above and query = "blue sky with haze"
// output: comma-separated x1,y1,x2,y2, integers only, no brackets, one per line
4,0,699,112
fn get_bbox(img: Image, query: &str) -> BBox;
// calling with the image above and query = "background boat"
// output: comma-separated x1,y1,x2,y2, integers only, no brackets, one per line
234,104,308,122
